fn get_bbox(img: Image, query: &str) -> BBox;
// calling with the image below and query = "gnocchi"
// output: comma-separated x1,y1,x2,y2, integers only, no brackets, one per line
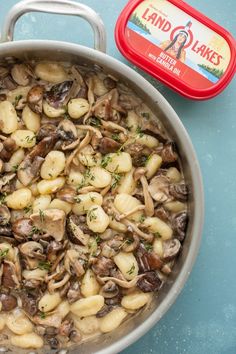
38,292,61,313
81,269,100,297
37,176,65,194
72,192,103,215
113,251,139,280
86,205,110,233
0,101,18,134
35,62,67,83
6,188,32,209
11,333,44,349
11,130,36,148
40,150,66,180
121,291,152,310
104,152,132,173
70,295,104,317
114,193,142,221
22,105,41,132
68,98,90,119
143,217,173,240
99,308,128,333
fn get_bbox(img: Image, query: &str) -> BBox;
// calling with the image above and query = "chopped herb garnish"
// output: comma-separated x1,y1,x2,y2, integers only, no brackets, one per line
29,226,41,237
141,112,150,119
90,195,95,202
90,117,101,127
39,311,46,319
38,261,51,271
25,135,36,143
111,133,120,142
0,248,9,259
101,155,112,168
12,164,19,172
39,209,45,222
24,205,32,214
111,172,122,189
74,196,82,203
13,94,23,107
88,207,98,221
139,214,146,223
126,263,135,275
95,235,101,244
77,179,86,191
154,232,161,238
144,242,153,252
0,193,7,205
136,126,144,137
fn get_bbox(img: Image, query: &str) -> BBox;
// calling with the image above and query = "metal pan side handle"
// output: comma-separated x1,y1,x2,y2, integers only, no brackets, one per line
1,0,106,52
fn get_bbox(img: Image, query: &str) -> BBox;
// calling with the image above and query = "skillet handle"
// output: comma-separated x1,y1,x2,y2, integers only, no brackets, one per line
1,0,106,52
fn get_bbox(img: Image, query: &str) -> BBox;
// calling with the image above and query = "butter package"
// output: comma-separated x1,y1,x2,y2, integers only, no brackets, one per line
115,0,236,99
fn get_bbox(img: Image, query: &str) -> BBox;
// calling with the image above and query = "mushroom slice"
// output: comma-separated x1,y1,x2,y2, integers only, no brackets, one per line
0,173,16,192
11,64,31,86
136,271,162,293
27,85,44,114
100,280,119,299
17,155,44,186
0,205,11,225
148,175,170,203
0,293,17,311
19,241,44,259
136,244,163,272
162,239,181,261
56,187,76,203
57,119,78,142
37,124,57,141
169,182,188,202
30,209,66,241
160,142,178,163
12,218,33,241
64,249,86,277
172,212,188,242
67,215,90,246
99,137,121,154
139,174,154,217
1,262,20,288
45,80,73,108
98,275,144,289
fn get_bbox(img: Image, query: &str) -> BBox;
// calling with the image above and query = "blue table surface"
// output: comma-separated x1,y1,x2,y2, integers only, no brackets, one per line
0,0,236,353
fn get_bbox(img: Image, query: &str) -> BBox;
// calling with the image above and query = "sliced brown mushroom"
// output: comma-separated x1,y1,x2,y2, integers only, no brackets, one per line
125,143,151,167
162,239,181,261
45,81,73,108
30,209,66,241
141,118,167,143
0,205,11,225
169,183,188,202
160,142,178,164
148,175,170,203
64,249,86,278
1,262,20,288
122,234,140,252
47,241,64,263
37,124,57,141
172,212,188,241
92,256,115,277
67,215,90,246
19,241,45,260
57,119,77,142
136,271,162,292
56,187,76,204
136,244,163,272
11,64,31,86
100,280,119,298
27,85,44,114
0,293,17,311
154,206,170,222
0,173,15,192
99,137,121,154
103,77,117,90
12,218,33,241
67,281,81,304
96,305,113,318
21,292,38,316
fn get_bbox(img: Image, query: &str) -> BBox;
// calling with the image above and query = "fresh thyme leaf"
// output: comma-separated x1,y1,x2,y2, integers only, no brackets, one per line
141,112,150,119
29,226,41,237
136,126,144,137
111,172,122,189
90,117,101,127
87,207,98,221
95,235,101,244
154,232,161,238
111,133,120,142
39,311,46,319
126,263,135,275
0,248,9,259
12,164,19,172
139,214,146,223
90,195,95,202
0,193,7,205
101,155,112,168
74,196,82,203
38,261,51,271
144,242,153,252
24,205,32,214
13,94,23,107
39,209,45,222
25,135,36,143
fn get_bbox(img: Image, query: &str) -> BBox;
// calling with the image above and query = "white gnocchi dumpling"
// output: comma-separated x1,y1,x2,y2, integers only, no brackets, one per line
78,145,102,167
126,110,140,132
70,295,104,317
6,188,32,209
143,217,173,240
166,167,182,183
164,201,186,213
117,168,136,194
121,291,152,310
145,154,162,179
0,243,15,261
0,101,18,134
135,134,159,148
6,310,33,335
40,150,66,180
104,152,132,173
81,269,100,297
86,205,110,233
10,333,44,349
73,315,99,335
11,130,36,148
32,194,51,213
99,308,127,333
37,177,65,195
153,238,164,258
72,192,103,215
35,62,67,83
114,193,142,221
22,105,41,132
113,251,139,280
68,98,90,119
87,166,111,188
67,169,85,186
7,148,25,171
48,199,72,214
38,292,61,313
43,100,65,118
